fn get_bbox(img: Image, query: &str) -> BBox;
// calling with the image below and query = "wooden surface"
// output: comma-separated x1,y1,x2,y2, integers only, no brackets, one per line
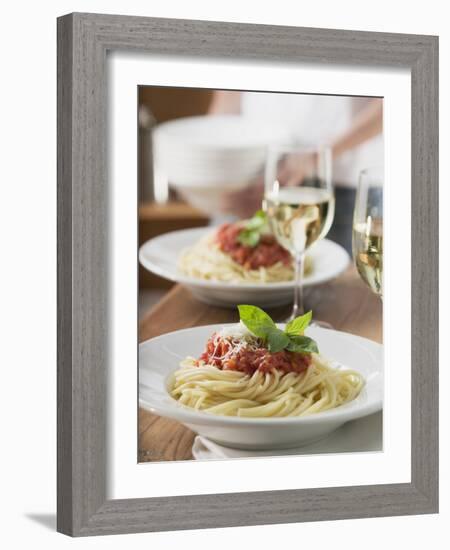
139,266,383,462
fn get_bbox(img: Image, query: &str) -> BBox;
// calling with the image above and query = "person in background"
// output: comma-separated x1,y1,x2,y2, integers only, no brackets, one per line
209,91,383,254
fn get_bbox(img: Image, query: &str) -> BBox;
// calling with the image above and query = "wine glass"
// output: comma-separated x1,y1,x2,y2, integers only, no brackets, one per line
264,144,334,321
352,167,383,298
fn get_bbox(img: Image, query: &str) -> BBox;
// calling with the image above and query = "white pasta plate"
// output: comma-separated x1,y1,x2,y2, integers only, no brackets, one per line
139,227,350,307
139,324,383,450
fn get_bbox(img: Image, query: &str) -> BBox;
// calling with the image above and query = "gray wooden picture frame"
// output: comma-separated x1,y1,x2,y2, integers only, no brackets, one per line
57,12,438,537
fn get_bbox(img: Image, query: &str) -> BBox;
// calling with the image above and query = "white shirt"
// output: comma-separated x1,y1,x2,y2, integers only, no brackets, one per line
241,92,383,187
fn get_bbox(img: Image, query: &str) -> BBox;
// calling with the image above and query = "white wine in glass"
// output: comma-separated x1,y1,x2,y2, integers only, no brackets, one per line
265,187,334,254
264,145,334,321
352,168,383,298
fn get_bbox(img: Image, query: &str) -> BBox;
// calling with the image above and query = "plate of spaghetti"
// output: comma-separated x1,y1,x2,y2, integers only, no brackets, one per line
139,306,382,450
139,212,350,307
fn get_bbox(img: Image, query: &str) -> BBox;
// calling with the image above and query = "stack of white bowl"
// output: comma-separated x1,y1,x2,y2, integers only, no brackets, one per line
152,115,289,213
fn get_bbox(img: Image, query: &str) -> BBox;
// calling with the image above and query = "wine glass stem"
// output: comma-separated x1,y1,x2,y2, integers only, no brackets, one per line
291,252,305,320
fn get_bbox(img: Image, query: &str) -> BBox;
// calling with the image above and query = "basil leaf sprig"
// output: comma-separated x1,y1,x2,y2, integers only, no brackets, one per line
237,305,318,354
237,210,268,247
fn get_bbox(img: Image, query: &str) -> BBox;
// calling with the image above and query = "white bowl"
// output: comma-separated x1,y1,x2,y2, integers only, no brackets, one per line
139,227,350,307
152,115,290,213
153,114,289,154
139,325,383,450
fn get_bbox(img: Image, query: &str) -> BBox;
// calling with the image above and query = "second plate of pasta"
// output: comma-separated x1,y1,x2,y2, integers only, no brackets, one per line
139,227,350,307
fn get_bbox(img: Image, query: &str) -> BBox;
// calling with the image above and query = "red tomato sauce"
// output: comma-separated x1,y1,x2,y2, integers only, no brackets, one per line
215,223,291,270
198,335,312,375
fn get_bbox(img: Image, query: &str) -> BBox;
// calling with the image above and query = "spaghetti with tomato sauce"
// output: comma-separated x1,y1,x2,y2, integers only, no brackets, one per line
199,333,312,375
170,324,364,418
215,223,291,270
178,218,313,283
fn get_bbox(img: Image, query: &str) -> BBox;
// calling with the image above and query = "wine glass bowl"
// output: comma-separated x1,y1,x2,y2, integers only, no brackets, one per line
352,167,383,298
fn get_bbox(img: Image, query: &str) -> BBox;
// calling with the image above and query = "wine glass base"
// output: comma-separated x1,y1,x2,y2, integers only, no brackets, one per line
310,319,333,329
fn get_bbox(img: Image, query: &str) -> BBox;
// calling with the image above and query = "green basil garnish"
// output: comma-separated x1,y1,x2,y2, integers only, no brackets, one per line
237,210,268,248
238,305,317,354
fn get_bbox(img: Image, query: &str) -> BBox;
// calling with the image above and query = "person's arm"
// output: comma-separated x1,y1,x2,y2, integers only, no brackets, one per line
331,98,383,158
277,99,383,186
219,98,383,217
208,90,242,114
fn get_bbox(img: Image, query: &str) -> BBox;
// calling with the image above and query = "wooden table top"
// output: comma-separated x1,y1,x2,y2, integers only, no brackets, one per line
138,266,382,462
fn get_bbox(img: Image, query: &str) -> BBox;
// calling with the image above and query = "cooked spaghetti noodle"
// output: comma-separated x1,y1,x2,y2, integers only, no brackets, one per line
170,324,364,418
178,232,312,283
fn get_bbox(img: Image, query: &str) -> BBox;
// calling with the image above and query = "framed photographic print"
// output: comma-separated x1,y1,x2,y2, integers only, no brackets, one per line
57,12,438,536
